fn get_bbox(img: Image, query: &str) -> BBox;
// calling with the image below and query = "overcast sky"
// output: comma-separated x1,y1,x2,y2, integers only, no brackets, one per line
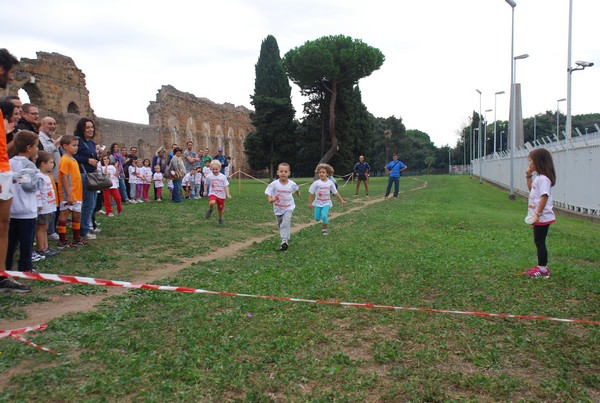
5,0,599,147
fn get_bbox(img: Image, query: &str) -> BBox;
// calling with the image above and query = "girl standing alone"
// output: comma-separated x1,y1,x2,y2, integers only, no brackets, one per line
523,148,556,279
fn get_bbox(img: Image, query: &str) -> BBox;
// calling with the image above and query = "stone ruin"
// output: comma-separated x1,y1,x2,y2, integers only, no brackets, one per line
3,51,253,172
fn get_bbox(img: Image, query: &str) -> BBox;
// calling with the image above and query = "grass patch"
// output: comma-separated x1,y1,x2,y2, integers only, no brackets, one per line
1,176,598,401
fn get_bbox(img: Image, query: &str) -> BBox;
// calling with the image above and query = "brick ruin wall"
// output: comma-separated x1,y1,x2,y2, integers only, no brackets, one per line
5,52,253,172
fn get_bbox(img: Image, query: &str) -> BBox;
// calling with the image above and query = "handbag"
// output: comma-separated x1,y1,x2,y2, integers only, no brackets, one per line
86,169,112,191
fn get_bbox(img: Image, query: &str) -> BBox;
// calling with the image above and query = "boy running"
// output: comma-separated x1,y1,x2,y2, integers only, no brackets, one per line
265,162,300,251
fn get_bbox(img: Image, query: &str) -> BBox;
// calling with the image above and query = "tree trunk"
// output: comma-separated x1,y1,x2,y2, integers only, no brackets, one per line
319,80,338,164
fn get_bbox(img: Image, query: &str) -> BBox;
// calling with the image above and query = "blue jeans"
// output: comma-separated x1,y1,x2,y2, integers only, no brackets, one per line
81,172,98,235
118,177,129,201
385,177,400,197
171,179,182,202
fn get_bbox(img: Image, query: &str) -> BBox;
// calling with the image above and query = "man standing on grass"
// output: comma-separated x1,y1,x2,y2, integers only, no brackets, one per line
384,153,408,199
353,155,370,197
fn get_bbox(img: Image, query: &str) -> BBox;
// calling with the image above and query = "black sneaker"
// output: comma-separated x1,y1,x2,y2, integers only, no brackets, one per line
280,241,289,251
205,208,213,219
0,278,32,293
218,218,223,225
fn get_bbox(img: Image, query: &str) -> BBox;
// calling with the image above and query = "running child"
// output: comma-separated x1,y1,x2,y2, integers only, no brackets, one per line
523,148,556,279
204,160,232,225
308,163,346,235
265,162,300,251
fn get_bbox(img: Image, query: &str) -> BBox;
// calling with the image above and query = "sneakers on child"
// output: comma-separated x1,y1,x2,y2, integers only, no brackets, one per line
57,241,72,250
0,277,31,293
71,239,87,248
43,248,60,257
85,233,97,240
218,218,223,225
524,266,550,279
106,213,115,217
322,229,329,236
49,232,60,240
205,208,213,219
31,251,46,262
280,241,289,251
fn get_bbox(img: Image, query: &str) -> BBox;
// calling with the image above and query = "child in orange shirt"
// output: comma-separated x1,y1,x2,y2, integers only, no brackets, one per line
57,135,84,248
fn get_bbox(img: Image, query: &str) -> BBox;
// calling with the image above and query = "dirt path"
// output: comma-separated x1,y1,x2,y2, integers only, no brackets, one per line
2,192,402,330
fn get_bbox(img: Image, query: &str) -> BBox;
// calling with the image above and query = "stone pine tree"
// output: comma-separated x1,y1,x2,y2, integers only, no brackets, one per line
245,35,296,180
282,35,384,164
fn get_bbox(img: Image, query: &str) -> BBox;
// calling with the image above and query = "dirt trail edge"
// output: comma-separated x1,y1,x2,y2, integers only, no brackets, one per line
2,179,427,330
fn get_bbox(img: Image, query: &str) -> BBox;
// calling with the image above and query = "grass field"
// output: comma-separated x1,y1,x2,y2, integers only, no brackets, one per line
1,175,599,401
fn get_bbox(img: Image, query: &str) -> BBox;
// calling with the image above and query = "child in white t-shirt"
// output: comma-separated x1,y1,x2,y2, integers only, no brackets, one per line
152,165,164,201
141,158,152,202
35,150,59,257
204,160,232,224
308,163,346,236
265,162,300,251
99,155,122,217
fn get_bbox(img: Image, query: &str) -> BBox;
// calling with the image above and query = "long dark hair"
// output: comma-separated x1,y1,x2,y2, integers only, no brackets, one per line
109,142,119,155
0,100,17,121
73,117,95,139
529,148,556,186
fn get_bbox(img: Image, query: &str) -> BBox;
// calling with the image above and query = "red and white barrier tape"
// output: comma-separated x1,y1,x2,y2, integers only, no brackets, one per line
0,323,47,339
3,271,599,325
10,334,59,355
1,323,58,354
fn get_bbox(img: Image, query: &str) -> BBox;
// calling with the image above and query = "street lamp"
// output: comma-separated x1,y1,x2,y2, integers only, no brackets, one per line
476,89,483,183
484,109,492,158
493,91,505,155
565,0,594,140
556,98,566,139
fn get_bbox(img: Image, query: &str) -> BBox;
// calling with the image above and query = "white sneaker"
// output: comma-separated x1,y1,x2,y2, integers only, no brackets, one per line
31,251,46,262
49,233,60,240
98,210,106,215
106,213,115,217
137,199,143,203
157,199,162,202
85,233,97,240
92,227,101,233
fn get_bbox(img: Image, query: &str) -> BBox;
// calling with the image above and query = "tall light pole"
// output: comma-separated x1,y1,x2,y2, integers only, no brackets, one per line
476,89,482,183
484,109,492,158
556,98,566,139
506,0,517,199
493,91,505,155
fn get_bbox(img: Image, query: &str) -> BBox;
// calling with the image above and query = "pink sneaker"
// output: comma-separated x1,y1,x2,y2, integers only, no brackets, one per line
524,266,550,279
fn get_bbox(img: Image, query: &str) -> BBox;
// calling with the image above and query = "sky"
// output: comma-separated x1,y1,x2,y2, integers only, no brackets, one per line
4,0,599,147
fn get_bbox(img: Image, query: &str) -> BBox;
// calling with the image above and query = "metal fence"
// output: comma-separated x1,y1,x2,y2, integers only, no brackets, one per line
471,127,600,216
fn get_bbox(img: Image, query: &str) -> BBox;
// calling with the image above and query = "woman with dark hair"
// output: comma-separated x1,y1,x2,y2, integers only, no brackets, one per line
73,117,99,240
0,100,20,157
109,142,129,203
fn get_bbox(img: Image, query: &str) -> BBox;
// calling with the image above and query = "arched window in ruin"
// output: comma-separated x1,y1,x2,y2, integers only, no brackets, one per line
202,122,211,149
67,101,80,115
186,117,196,144
167,115,180,146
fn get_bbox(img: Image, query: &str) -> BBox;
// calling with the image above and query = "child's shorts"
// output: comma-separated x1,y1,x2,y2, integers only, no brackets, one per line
59,201,83,213
37,212,54,225
208,194,225,212
0,171,14,200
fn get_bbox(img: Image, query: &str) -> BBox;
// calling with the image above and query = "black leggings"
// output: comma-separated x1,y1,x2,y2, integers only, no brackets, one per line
533,224,550,266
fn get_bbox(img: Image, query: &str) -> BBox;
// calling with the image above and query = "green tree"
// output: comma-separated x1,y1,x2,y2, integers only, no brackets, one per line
283,35,384,164
245,35,296,179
